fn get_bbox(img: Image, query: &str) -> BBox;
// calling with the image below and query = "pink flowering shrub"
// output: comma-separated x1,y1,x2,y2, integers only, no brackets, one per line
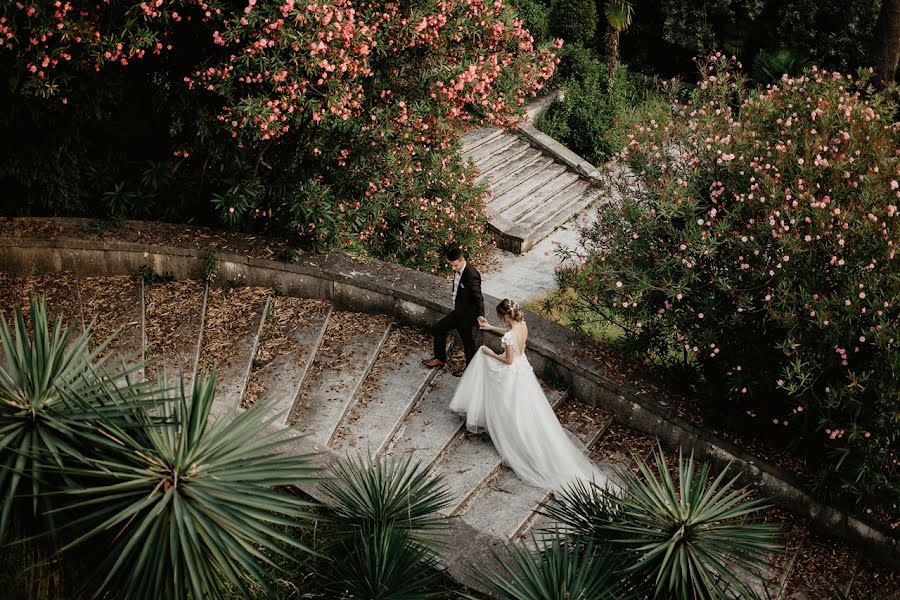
0,0,557,271
560,53,900,517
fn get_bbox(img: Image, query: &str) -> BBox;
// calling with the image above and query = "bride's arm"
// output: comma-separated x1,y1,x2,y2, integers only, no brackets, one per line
481,344,513,365
478,318,508,334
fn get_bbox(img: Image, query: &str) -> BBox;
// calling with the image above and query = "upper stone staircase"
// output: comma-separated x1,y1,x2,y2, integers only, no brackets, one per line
463,122,605,254
0,270,893,598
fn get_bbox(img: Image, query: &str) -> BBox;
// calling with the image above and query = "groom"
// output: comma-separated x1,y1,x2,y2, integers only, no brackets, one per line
422,246,485,377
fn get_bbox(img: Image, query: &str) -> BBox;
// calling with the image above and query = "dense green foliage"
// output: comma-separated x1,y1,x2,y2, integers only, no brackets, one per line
559,54,900,516
513,0,551,44
0,0,557,272
620,0,883,78
536,51,670,165
548,0,597,45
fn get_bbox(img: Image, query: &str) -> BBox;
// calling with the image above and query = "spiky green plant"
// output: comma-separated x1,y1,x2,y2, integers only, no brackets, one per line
0,295,146,544
543,446,782,599
751,49,812,84
324,522,444,600
59,371,319,600
475,533,637,600
318,454,454,599
321,453,454,538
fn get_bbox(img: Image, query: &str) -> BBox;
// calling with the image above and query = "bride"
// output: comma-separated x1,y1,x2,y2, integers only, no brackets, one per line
448,299,608,492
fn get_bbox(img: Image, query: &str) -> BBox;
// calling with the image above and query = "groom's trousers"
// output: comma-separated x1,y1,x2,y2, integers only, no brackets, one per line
432,312,481,365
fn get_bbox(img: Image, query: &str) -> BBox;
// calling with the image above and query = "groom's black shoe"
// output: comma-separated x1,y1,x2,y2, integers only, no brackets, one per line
452,369,465,377
422,358,445,368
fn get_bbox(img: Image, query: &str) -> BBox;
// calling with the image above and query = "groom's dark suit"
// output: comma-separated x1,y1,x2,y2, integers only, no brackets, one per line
433,262,485,365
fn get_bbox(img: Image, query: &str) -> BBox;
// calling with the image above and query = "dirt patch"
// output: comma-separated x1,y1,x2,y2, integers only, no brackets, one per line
78,275,143,364
555,399,613,445
589,422,657,468
0,273,82,338
784,531,859,598
143,280,206,382
849,558,900,598
198,286,270,376
0,217,291,260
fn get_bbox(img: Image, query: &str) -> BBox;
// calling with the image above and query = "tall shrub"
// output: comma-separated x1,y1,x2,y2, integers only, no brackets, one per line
548,0,597,45
0,0,558,272
559,53,900,515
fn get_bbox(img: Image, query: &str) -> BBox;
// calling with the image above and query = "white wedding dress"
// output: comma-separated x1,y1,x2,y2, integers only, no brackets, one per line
448,328,608,492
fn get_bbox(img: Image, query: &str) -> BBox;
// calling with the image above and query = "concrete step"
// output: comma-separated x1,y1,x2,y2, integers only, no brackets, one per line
78,275,145,379
475,138,532,174
465,131,520,165
519,182,596,228
198,287,270,418
433,431,502,517
522,191,603,254
142,280,207,390
383,370,464,472
462,127,504,154
489,157,559,200
242,297,332,424
490,164,569,215
475,147,545,186
330,326,438,456
500,173,582,223
288,311,393,449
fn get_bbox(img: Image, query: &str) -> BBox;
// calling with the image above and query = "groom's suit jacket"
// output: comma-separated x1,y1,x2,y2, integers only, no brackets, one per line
453,263,485,326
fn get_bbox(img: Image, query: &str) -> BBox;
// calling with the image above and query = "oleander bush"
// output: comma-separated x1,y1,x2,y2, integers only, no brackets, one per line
558,52,900,517
0,0,558,272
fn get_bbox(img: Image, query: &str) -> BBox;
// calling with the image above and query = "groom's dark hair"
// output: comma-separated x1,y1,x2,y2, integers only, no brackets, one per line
445,246,465,261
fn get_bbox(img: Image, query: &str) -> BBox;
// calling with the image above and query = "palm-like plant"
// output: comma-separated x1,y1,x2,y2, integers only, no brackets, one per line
318,454,454,599
60,372,319,600
751,49,812,85
544,446,782,599
603,0,634,80
475,533,638,600
321,453,454,539
0,296,144,543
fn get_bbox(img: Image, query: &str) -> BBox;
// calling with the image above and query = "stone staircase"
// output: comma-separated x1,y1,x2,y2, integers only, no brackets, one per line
1,270,895,598
463,126,605,254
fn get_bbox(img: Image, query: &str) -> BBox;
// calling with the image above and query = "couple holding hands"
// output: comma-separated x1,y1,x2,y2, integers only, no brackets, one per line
421,247,606,492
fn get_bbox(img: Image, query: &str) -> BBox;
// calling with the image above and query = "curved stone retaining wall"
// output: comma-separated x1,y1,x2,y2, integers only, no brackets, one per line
1,233,897,568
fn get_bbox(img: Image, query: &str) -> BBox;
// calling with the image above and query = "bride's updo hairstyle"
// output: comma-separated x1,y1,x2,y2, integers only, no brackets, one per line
496,298,525,322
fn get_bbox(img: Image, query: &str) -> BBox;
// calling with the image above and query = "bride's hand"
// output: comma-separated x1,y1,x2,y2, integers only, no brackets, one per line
478,316,490,330
480,345,492,355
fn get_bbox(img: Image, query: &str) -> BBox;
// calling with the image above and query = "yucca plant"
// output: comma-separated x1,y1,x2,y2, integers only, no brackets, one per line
321,453,454,539
0,295,145,544
544,445,782,600
318,454,454,599
324,522,445,600
475,532,637,600
59,371,319,600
